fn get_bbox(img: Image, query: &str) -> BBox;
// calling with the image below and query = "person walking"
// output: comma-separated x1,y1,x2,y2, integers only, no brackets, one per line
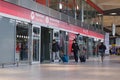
52,39,61,62
72,39,79,63
98,42,106,62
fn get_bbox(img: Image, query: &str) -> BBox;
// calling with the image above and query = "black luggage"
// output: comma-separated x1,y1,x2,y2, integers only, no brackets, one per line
79,55,86,62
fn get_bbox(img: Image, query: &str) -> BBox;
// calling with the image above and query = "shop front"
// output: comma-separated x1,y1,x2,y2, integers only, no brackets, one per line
0,1,104,65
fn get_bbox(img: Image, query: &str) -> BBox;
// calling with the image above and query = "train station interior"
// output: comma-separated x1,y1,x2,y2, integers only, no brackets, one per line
0,0,120,80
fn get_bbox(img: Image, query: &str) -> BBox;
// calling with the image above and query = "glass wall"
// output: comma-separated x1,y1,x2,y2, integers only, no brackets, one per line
49,0,59,11
35,0,103,32
49,0,82,18
75,0,82,19
82,0,103,32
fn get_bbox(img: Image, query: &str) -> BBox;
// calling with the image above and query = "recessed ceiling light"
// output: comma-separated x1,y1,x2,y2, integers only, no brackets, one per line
110,13,117,15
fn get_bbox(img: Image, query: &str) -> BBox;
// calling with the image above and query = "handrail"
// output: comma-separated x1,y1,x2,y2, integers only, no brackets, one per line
4,0,103,34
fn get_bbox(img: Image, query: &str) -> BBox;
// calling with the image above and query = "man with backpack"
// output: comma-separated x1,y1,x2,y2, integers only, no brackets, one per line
52,39,61,62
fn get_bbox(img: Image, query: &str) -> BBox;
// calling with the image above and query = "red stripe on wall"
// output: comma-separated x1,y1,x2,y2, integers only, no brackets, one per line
86,0,103,14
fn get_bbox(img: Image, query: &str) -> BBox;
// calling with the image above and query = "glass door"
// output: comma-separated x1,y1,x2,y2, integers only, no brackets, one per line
16,21,30,62
32,26,40,62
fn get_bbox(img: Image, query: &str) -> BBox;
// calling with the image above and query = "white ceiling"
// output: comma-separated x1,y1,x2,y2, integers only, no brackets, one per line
91,0,120,36
91,0,120,10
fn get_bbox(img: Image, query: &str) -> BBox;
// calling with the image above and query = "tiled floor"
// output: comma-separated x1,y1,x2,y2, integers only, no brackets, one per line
0,55,120,80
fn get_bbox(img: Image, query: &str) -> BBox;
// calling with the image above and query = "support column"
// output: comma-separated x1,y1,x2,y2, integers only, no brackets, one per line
81,0,84,23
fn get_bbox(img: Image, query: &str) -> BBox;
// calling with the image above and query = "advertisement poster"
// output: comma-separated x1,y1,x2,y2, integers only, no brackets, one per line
105,33,109,55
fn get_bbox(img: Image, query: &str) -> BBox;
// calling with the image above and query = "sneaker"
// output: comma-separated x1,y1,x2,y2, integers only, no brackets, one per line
59,60,61,62
52,60,54,62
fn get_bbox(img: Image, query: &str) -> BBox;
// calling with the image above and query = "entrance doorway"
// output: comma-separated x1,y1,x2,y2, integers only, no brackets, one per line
41,27,53,63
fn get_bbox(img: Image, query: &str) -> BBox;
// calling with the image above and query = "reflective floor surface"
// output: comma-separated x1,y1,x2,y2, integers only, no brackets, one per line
0,55,120,80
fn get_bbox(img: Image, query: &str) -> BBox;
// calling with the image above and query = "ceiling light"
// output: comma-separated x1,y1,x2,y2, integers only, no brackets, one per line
76,5,79,10
59,3,62,9
110,13,117,15
97,14,102,16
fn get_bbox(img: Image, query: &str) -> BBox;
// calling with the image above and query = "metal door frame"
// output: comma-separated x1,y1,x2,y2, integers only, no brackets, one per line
15,20,32,65
32,24,41,64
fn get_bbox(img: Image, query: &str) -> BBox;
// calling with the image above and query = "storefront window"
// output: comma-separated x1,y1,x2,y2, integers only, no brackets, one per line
16,22,29,61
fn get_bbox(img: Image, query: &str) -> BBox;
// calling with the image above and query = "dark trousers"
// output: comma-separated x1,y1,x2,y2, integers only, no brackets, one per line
73,51,78,62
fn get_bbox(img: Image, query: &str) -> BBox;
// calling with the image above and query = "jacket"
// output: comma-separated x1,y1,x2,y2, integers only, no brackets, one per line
52,42,60,52
72,42,79,52
99,44,106,52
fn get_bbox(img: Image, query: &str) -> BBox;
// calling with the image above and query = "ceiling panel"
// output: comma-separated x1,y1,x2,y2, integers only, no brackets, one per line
91,0,120,10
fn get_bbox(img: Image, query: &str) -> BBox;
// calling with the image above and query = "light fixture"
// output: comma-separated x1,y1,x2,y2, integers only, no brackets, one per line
76,5,79,10
17,35,19,38
21,35,23,38
19,35,21,38
97,14,102,16
59,3,62,10
96,22,99,24
110,13,117,15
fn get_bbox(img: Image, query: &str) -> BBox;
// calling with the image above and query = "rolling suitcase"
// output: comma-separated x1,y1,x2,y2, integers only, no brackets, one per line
79,55,86,62
61,54,69,62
